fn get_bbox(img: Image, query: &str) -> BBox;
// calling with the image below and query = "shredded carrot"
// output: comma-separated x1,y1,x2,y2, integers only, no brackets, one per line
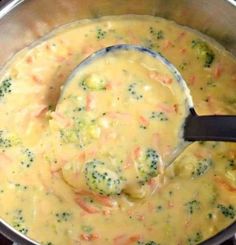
26,56,33,64
31,104,48,118
80,233,100,241
51,111,72,128
156,103,175,113
127,235,142,244
78,152,86,163
188,75,196,86
139,115,149,127
168,201,174,208
107,112,131,121
194,150,211,159
137,214,145,221
213,63,223,79
214,176,236,192
134,146,141,160
228,151,236,159
113,234,126,245
32,75,42,84
75,196,100,214
102,209,111,216
148,178,157,191
86,93,94,111
93,195,114,207
177,31,186,40
124,154,132,169
149,71,173,84
82,46,95,56
106,82,113,90
180,48,186,54
113,234,141,245
163,40,174,49
56,56,65,62
152,133,161,146
173,104,179,113
76,191,115,207
0,153,12,167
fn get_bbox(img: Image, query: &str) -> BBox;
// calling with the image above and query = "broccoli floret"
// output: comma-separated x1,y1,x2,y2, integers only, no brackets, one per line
185,200,200,214
187,232,203,245
80,74,107,91
149,27,164,40
81,225,93,233
12,209,28,235
55,212,72,222
60,117,101,147
192,158,212,177
20,148,34,168
217,204,236,219
128,83,143,100
0,77,12,98
0,130,20,149
226,159,236,170
85,160,123,196
14,183,28,191
96,28,107,40
150,111,168,121
192,39,215,67
0,130,12,148
137,148,160,184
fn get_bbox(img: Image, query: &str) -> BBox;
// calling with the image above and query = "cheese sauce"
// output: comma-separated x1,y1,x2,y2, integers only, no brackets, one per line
0,15,236,245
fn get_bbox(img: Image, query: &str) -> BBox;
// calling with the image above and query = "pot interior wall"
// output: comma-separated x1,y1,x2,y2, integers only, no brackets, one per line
0,0,235,68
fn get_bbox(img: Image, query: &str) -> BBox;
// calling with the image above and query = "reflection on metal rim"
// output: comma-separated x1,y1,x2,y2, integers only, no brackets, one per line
0,0,24,19
227,0,236,7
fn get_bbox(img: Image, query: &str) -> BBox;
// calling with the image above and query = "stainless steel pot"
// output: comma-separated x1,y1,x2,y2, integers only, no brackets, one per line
0,0,236,244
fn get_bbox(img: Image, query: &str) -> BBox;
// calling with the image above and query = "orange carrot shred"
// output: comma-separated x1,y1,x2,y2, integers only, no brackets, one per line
75,196,99,214
214,176,236,192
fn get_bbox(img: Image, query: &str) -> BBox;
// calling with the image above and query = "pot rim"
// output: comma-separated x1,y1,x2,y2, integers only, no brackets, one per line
0,0,235,244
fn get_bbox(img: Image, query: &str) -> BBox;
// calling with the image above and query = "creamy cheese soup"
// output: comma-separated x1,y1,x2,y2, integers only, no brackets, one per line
0,15,236,245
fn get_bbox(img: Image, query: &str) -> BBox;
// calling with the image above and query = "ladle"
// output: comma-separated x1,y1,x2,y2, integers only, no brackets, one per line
58,44,236,168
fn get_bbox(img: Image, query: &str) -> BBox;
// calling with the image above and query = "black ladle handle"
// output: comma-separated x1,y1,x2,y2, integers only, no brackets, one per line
184,109,236,142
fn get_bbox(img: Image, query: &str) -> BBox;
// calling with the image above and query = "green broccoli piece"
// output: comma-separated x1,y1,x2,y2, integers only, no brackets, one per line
226,159,236,170
96,28,107,40
14,183,28,191
0,130,12,148
217,204,236,219
187,232,203,245
191,158,212,177
20,148,34,168
85,160,123,196
60,117,101,148
149,27,164,40
81,225,93,233
0,130,20,149
55,212,72,222
192,39,215,67
185,200,200,214
137,148,160,184
150,111,168,121
128,83,143,100
0,77,12,98
12,209,28,235
80,74,107,91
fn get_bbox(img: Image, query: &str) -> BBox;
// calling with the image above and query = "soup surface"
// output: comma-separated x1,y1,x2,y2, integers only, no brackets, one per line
0,15,236,245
